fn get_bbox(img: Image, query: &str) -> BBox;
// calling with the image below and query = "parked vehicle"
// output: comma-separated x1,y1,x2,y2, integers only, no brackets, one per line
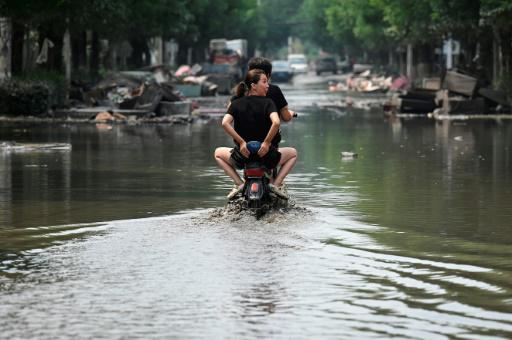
271,60,293,82
226,39,248,60
288,54,308,74
208,38,248,81
315,57,337,75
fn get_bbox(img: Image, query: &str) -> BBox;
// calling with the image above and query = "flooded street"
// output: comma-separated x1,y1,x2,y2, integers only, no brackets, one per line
1,78,512,338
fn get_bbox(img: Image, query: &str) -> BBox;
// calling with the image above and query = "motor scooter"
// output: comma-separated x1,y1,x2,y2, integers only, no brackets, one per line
231,113,297,215
237,141,286,214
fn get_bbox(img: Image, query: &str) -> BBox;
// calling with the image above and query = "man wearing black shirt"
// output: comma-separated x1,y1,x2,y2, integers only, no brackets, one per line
247,57,295,124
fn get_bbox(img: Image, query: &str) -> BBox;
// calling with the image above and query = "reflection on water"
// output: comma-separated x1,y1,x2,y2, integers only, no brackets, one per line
1,91,512,337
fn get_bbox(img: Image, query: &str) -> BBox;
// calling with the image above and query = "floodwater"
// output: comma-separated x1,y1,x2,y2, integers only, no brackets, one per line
1,81,512,338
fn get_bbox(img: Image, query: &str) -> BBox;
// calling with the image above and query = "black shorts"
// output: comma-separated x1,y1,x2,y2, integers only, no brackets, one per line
230,145,281,170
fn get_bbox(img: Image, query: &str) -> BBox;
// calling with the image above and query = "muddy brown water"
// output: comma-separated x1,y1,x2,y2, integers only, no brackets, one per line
1,84,512,338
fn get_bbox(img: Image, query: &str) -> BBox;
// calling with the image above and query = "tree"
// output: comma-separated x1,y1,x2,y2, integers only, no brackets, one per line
325,0,391,60
257,0,303,55
296,0,341,55
173,0,265,64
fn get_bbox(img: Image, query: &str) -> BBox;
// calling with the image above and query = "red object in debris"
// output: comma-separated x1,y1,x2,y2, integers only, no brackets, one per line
391,75,409,90
175,65,191,77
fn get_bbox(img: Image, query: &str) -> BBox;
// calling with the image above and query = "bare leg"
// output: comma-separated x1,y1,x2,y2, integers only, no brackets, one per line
274,147,297,187
214,147,244,186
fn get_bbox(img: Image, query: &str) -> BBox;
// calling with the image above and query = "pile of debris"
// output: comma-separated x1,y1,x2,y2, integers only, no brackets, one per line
66,62,239,123
329,70,405,93
385,70,511,117
68,65,195,122
70,64,227,122
173,62,240,96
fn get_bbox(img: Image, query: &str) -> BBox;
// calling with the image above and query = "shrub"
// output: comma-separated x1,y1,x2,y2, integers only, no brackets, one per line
0,71,69,116
0,80,50,116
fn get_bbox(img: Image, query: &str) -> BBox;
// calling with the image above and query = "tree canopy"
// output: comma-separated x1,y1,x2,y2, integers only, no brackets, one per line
1,0,511,77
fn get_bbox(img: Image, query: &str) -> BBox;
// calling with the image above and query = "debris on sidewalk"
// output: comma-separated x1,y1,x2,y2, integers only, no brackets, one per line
328,68,396,93
384,69,511,118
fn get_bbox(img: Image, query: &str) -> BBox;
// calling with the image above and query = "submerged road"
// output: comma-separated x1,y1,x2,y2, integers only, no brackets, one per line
1,75,512,338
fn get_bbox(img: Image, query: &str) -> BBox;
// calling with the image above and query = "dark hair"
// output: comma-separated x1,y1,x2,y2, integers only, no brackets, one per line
233,69,266,97
248,57,272,77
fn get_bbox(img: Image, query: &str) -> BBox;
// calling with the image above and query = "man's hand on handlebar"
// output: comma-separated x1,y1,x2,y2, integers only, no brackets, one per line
289,110,298,118
257,141,270,157
240,141,250,158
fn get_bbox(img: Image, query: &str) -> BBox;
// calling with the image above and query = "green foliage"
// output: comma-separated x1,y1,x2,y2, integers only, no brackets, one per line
480,0,512,12
369,0,434,42
0,79,50,116
325,0,391,53
13,70,68,108
296,0,337,52
257,0,303,53
429,0,481,38
167,0,265,60
2,0,511,71
183,0,265,43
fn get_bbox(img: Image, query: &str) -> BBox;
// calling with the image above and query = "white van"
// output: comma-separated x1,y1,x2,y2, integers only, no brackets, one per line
287,54,308,74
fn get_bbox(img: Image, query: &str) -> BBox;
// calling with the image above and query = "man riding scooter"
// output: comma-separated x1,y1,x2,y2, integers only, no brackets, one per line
214,68,298,200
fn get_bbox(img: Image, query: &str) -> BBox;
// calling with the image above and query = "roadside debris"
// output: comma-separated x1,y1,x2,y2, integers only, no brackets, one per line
328,69,398,93
0,141,71,152
0,61,237,123
384,69,511,118
66,62,240,123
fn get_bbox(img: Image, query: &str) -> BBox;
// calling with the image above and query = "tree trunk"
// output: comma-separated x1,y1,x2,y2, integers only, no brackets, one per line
388,47,394,68
11,21,23,75
149,36,163,65
0,17,12,79
129,39,146,68
187,47,192,65
406,43,413,80
110,45,118,71
62,21,71,104
39,23,63,72
492,26,500,86
72,31,87,74
398,48,405,75
22,28,38,72
90,31,99,75
143,47,151,67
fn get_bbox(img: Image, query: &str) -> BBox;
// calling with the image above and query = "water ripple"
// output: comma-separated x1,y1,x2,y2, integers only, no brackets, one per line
1,209,510,338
